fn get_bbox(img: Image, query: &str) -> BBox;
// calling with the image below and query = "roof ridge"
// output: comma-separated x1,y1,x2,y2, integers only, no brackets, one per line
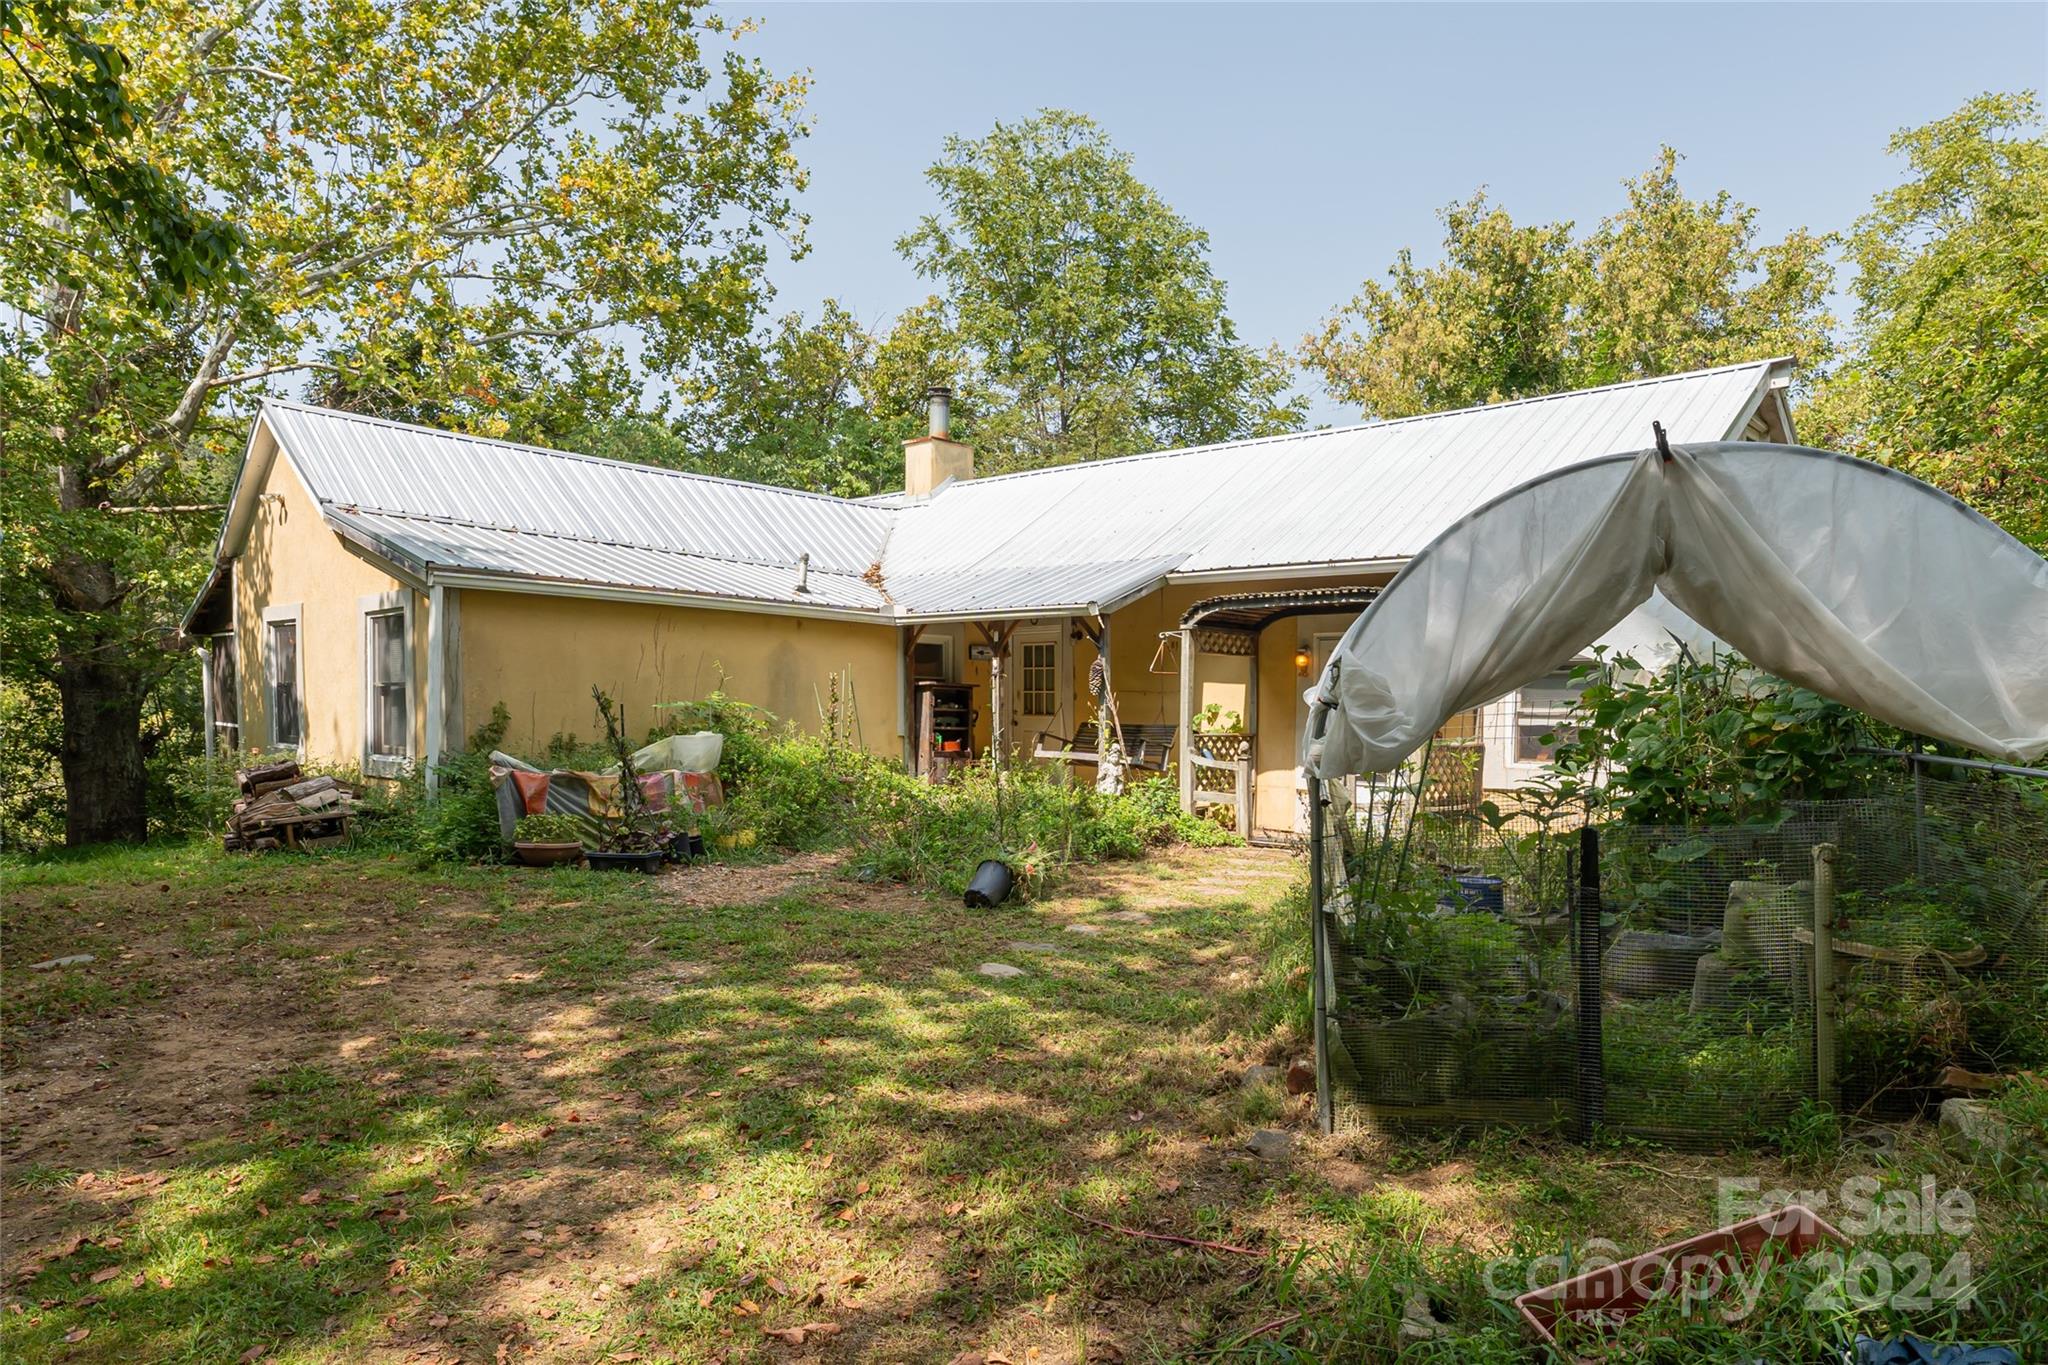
915,357,1788,495
331,504,873,579
261,399,895,515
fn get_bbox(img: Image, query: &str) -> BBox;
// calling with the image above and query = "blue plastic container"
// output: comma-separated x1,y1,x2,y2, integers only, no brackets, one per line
1447,874,1506,915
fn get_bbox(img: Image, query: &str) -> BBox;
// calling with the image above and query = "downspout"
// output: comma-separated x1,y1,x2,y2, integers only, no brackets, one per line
424,580,447,797
200,640,217,767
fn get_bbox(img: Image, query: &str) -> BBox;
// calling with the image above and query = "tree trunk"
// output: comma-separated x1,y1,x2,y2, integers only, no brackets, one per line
57,654,149,846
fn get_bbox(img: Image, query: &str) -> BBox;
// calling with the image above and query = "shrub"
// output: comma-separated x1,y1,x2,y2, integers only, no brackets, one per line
1550,650,1895,825
513,813,584,844
849,762,1242,898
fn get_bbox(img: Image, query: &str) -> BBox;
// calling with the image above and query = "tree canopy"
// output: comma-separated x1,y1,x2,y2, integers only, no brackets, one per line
1302,149,1837,419
896,109,1303,470
1,0,809,842
1800,92,2047,551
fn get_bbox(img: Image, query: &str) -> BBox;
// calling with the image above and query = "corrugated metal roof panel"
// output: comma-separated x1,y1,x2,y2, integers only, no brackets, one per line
265,401,891,576
883,361,1776,583
885,557,1185,617
331,510,887,612
254,360,1780,620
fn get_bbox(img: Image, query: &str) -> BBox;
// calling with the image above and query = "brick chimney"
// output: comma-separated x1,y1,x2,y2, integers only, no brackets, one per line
903,385,973,498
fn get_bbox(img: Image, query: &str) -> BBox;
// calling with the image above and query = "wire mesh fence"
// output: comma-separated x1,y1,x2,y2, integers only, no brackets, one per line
1310,750,2048,1147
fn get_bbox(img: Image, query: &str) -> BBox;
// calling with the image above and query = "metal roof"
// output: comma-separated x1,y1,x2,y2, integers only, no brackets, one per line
204,359,1787,628
884,360,1783,584
265,401,892,578
1181,586,1385,632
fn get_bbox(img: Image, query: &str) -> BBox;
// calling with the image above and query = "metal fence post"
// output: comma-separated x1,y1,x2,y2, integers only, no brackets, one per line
1309,773,1334,1135
1574,822,1605,1140
1911,752,1929,884
1812,841,1839,1107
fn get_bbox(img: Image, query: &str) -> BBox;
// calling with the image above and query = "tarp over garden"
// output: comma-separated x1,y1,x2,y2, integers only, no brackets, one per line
1307,441,2048,776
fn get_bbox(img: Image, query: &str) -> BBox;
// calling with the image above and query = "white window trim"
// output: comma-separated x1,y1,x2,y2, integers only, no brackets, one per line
360,590,415,778
261,602,305,757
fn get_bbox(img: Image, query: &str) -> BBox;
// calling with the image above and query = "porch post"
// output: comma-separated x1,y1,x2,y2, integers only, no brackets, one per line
987,624,1007,766
1177,628,1194,813
1244,635,1259,830
424,582,446,797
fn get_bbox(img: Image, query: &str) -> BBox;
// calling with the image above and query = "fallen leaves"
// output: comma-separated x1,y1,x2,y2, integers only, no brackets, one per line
89,1265,122,1284
763,1321,839,1346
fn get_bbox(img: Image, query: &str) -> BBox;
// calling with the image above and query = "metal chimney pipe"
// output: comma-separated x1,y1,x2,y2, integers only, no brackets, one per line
794,551,811,594
926,385,951,439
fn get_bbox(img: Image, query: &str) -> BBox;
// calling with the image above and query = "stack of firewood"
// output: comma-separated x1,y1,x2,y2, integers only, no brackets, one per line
225,760,356,852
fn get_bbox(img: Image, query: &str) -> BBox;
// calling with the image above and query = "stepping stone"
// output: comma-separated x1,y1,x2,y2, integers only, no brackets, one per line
1245,1128,1294,1160
977,962,1026,979
1005,942,1062,954
1063,924,1103,936
1102,910,1153,925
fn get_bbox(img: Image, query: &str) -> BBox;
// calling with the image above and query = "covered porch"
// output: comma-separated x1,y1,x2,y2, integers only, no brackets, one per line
896,583,1404,844
1169,586,1384,842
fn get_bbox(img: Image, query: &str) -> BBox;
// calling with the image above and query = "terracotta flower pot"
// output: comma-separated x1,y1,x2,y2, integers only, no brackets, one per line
514,841,584,867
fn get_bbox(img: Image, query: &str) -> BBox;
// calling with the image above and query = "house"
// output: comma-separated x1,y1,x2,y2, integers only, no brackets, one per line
182,357,1797,841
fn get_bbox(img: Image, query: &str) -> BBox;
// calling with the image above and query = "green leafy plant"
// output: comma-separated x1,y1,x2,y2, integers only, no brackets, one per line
1549,650,1893,826
513,813,584,845
1193,702,1243,734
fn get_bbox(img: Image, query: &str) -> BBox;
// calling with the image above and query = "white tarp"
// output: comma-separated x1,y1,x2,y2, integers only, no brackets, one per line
1309,441,2048,776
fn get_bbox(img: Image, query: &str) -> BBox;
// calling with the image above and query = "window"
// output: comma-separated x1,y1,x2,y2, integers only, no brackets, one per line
1018,640,1058,717
361,592,413,774
208,635,239,750
267,618,301,748
367,613,408,760
1515,667,1585,762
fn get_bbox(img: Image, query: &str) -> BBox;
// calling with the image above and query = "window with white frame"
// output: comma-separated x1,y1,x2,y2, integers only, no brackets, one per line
1514,667,1586,762
264,609,302,749
208,635,240,750
1019,640,1058,717
362,592,412,773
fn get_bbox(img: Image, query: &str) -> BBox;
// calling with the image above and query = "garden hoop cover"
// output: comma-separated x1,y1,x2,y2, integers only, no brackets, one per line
1306,440,2048,777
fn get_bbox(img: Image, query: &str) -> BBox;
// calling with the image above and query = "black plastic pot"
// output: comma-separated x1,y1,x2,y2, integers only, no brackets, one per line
964,859,1014,908
587,849,664,874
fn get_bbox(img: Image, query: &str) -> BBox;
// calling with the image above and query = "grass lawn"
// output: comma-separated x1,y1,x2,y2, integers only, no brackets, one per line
4,842,2043,1363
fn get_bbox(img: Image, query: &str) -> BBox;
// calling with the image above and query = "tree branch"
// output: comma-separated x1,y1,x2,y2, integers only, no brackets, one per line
207,358,341,390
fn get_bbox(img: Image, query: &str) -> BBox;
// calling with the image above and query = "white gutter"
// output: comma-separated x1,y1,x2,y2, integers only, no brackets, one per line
1165,559,1409,585
428,570,891,624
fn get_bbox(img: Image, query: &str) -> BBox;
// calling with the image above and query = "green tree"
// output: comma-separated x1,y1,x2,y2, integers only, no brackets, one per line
0,0,243,294
1,0,808,844
675,300,913,496
1304,149,1836,419
1802,92,2047,550
897,109,1303,470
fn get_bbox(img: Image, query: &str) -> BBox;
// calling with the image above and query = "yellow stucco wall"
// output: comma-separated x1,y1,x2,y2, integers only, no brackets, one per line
456,590,904,758
231,431,424,768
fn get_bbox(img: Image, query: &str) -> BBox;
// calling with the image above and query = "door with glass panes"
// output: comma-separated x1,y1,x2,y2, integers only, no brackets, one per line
1012,625,1065,756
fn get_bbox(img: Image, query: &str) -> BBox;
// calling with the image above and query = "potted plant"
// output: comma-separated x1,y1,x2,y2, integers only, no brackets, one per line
584,686,666,873
512,813,585,867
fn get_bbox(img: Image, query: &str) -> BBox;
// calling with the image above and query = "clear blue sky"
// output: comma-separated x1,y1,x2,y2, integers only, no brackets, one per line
728,2,2047,421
